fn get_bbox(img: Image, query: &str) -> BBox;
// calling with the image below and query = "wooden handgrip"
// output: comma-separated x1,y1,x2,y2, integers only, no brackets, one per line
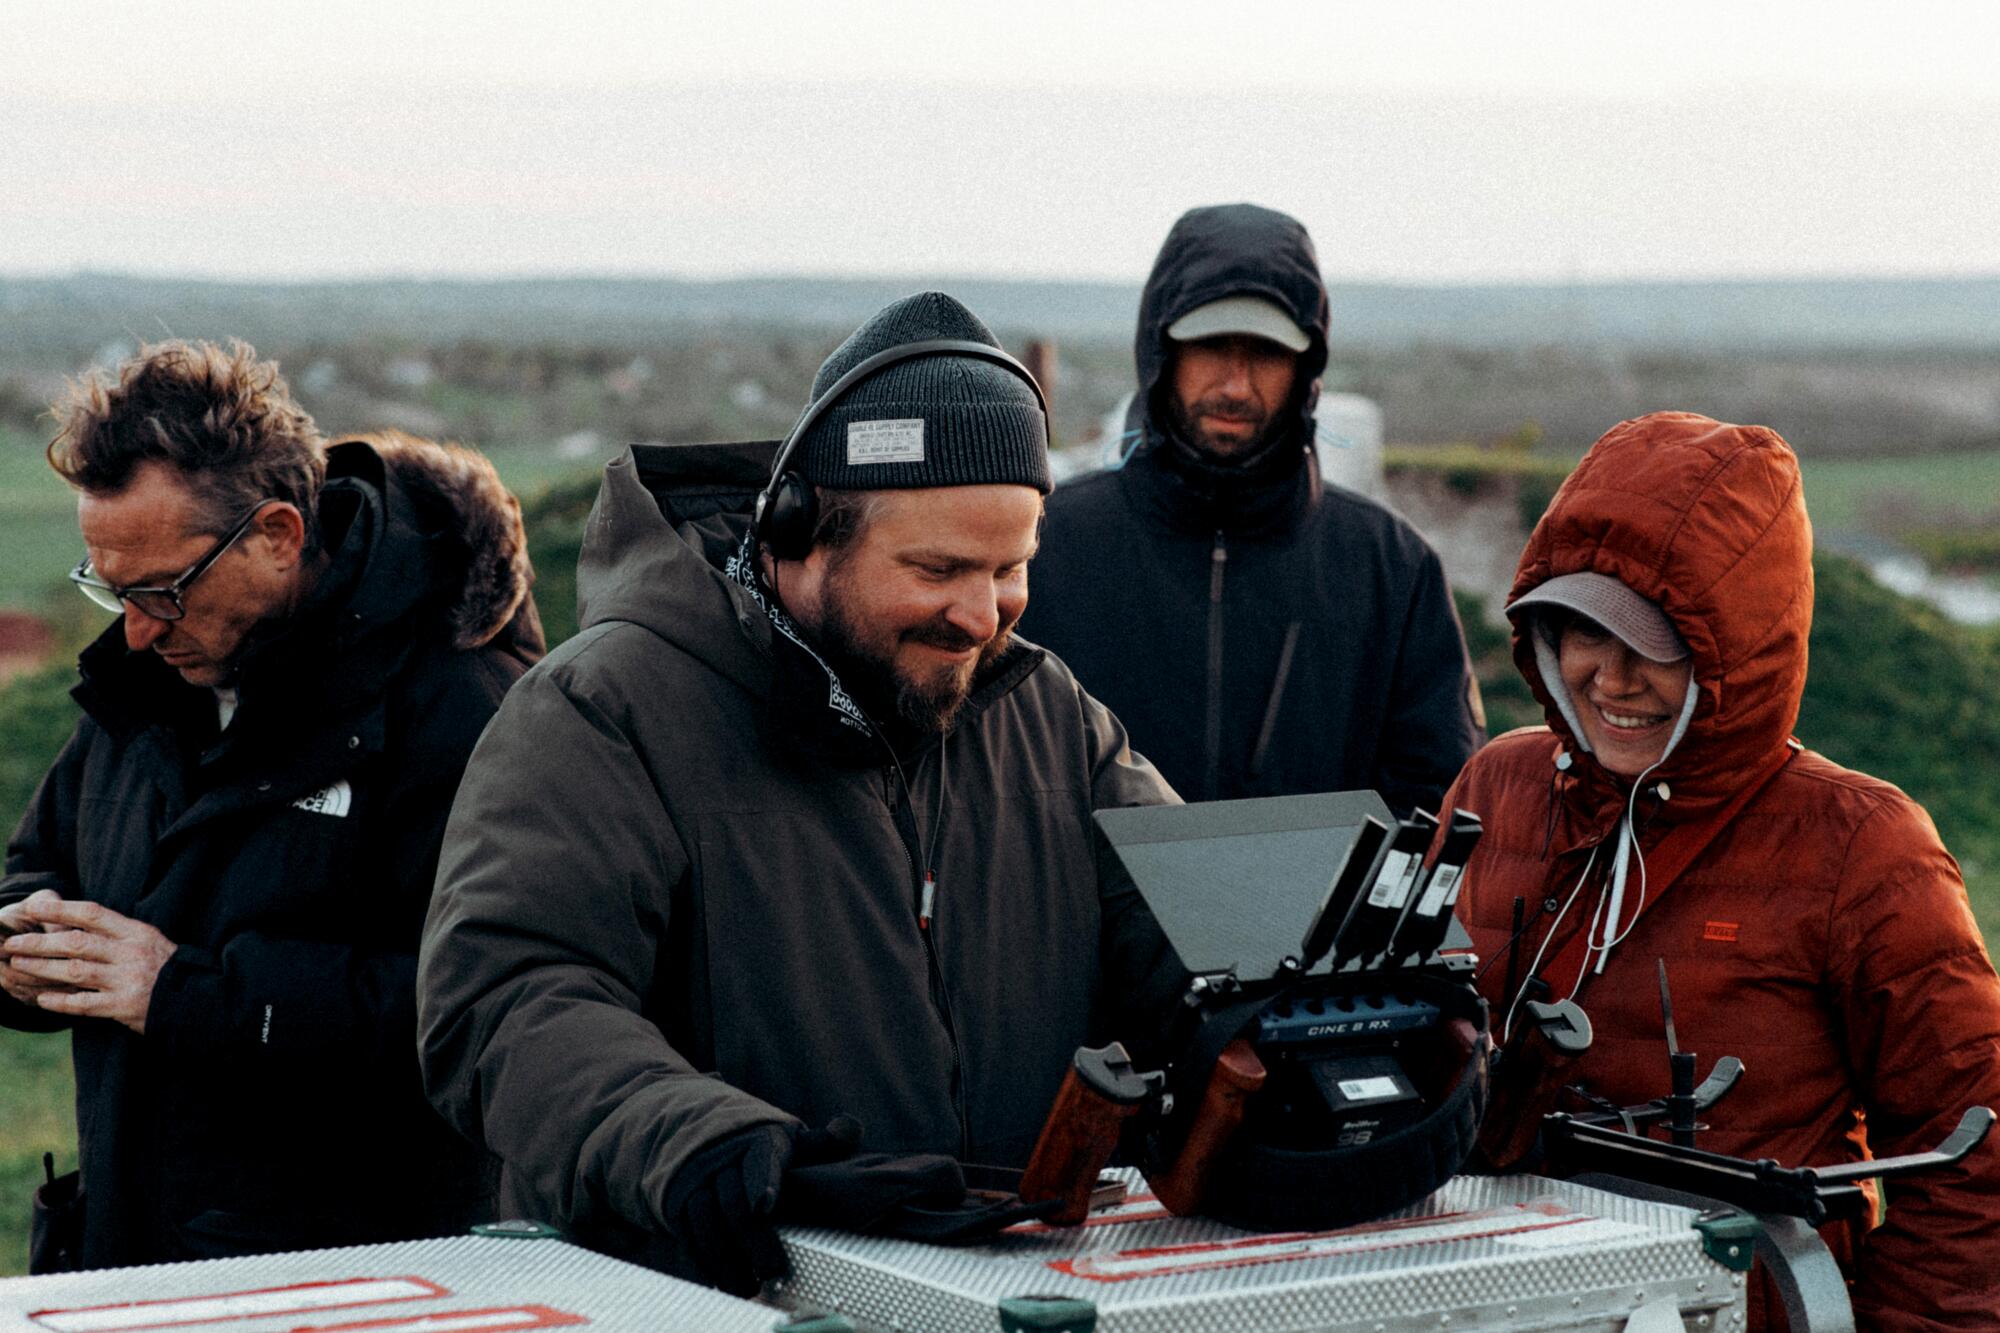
1151,1038,1268,1216
1020,1060,1147,1225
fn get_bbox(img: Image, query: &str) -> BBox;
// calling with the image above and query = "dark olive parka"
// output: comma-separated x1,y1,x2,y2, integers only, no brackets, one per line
417,442,1182,1279
0,437,542,1268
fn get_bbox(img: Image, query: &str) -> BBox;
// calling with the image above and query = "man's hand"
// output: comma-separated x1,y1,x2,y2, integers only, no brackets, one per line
662,1123,795,1296
0,895,177,1034
0,890,73,1008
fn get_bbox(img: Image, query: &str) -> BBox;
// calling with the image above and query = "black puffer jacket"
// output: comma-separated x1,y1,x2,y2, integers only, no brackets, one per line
1,436,542,1268
417,441,1183,1280
1023,204,1482,812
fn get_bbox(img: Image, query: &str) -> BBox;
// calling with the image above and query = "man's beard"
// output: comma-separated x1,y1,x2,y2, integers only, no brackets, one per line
1167,390,1286,458
812,564,1015,735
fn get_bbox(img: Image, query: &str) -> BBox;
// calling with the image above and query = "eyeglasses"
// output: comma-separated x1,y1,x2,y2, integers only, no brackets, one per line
70,500,277,622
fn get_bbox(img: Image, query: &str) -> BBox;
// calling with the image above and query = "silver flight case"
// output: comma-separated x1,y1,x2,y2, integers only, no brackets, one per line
0,1230,787,1333
0,1175,1750,1332
777,1171,1749,1332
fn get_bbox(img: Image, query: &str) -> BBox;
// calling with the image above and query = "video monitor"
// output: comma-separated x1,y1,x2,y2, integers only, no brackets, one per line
1094,791,1394,982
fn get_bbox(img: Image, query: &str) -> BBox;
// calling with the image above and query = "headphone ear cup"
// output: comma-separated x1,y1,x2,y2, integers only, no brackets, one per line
762,472,819,561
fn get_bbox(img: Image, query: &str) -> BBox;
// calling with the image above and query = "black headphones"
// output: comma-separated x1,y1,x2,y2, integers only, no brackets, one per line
752,337,1050,561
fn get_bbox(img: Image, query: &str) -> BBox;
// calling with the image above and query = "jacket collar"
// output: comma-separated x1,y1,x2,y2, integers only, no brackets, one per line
1117,422,1319,538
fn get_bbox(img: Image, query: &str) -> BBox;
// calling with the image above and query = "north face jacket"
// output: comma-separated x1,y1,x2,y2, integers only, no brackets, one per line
417,442,1182,1279
1446,412,2000,1329
1023,203,1482,812
0,435,542,1269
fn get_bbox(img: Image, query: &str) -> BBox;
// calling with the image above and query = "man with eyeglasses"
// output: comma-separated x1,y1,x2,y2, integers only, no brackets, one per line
0,340,543,1270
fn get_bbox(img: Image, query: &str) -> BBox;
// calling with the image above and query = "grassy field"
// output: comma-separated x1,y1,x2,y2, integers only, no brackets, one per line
9,422,1996,616
0,1031,74,1275
1795,448,2000,535
0,426,80,612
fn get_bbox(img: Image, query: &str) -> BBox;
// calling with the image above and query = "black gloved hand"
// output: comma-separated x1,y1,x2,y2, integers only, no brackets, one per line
778,1150,965,1233
660,1117,862,1295
661,1123,795,1296
792,1114,864,1168
778,1150,1063,1245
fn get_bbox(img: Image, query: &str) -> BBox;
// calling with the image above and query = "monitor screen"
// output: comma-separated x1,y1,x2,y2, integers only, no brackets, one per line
1095,791,1395,981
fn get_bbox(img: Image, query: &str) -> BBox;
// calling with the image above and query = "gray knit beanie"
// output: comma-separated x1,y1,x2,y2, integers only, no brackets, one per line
791,291,1052,494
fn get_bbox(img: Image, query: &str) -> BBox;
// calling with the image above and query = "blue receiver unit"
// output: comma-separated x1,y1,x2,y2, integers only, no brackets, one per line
1256,993,1442,1047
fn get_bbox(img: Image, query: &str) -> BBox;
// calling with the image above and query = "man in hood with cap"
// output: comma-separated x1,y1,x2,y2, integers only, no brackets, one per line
418,292,1185,1295
1448,412,2000,1329
1023,203,1482,812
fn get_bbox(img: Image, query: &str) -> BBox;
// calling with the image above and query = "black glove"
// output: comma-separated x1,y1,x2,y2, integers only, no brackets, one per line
779,1151,1062,1245
660,1117,862,1295
778,1150,963,1232
661,1124,795,1296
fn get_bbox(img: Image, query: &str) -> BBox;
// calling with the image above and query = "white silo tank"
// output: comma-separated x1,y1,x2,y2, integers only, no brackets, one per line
1314,393,1385,498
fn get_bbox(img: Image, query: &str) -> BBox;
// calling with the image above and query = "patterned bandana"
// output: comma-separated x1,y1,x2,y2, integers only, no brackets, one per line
724,529,872,735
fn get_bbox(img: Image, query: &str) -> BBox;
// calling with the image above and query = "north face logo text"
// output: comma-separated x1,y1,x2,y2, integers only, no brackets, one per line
292,780,353,817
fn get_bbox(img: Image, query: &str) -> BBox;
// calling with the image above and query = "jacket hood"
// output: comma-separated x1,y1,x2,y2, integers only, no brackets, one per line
575,442,777,699
1119,203,1332,535
331,433,543,659
1507,412,1812,820
1131,204,1330,454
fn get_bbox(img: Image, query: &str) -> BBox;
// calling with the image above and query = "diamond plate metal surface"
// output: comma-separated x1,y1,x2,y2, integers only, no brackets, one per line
0,1234,784,1332
778,1172,1750,1332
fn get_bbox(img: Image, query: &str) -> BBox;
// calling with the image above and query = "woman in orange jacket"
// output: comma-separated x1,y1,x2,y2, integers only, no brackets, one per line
1448,411,2000,1328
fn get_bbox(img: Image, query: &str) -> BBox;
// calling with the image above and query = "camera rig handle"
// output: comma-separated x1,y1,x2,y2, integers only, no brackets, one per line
1149,1038,1268,1216
1566,1055,1744,1136
1545,1105,1994,1227
1019,1042,1165,1225
1478,997,1595,1171
1809,1105,1995,1187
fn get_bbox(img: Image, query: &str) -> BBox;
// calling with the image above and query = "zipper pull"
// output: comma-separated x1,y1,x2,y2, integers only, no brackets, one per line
919,872,937,931
1210,530,1228,599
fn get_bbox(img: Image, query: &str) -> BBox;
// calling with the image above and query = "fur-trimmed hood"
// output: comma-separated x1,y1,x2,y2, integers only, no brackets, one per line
330,432,544,660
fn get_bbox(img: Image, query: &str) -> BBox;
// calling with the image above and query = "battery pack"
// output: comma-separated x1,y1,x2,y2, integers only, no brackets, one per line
1307,1052,1427,1144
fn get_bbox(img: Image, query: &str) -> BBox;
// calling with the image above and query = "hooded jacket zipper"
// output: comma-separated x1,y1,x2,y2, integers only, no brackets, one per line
1203,530,1228,801
885,755,971,1155
1249,620,1302,780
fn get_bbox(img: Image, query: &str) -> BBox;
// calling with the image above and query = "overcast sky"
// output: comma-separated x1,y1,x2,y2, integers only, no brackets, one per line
5,1,1998,284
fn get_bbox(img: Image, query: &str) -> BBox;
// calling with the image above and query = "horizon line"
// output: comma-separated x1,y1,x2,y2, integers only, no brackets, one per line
8,268,2000,292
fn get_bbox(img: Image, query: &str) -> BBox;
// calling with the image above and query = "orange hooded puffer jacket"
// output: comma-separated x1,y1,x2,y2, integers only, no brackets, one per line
1445,412,2000,1329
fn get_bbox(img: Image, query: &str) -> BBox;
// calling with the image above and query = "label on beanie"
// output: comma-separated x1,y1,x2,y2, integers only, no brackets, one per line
848,418,926,464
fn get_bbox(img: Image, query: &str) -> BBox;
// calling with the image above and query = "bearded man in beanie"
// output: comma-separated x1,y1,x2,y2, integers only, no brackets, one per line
1024,204,1482,813
418,292,1184,1294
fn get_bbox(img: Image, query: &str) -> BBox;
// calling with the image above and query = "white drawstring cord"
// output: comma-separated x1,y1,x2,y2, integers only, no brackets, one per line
1596,788,1650,955
1502,842,1600,1044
